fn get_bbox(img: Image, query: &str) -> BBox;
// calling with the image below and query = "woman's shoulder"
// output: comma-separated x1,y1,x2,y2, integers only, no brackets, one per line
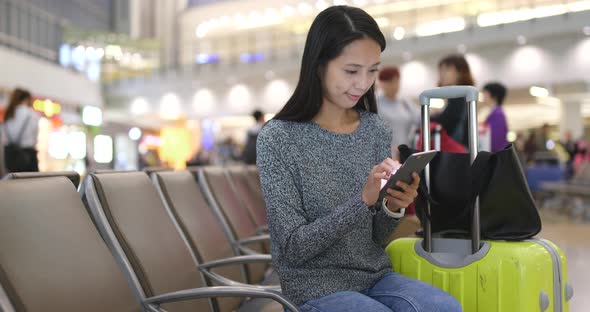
258,119,305,145
16,106,39,121
361,110,391,135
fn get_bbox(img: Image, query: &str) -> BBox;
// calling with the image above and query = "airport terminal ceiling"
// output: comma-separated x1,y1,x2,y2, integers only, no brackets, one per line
178,0,590,67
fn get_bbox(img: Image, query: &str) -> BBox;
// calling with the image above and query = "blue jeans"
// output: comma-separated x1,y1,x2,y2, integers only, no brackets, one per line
298,272,462,312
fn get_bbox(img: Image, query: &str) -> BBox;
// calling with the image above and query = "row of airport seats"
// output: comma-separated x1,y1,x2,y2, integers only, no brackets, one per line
0,166,299,312
539,163,590,219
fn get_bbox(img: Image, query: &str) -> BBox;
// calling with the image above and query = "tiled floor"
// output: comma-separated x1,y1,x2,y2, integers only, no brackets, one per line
539,213,590,312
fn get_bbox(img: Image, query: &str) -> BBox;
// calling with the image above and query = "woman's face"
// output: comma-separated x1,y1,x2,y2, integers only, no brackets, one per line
438,64,459,86
321,38,381,110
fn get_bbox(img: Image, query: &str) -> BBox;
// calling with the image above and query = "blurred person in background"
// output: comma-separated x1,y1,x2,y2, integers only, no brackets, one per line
481,82,509,152
217,137,240,165
524,131,539,164
376,66,420,158
561,131,578,179
257,5,460,312
242,109,265,164
432,54,476,148
1,88,40,172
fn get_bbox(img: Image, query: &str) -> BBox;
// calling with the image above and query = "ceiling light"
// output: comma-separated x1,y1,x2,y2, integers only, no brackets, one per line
129,127,142,141
130,97,150,115
415,17,465,37
195,24,208,38
82,106,103,126
393,26,405,40
529,86,549,98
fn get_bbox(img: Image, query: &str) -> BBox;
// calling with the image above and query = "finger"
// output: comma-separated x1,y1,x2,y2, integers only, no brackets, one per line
376,164,396,178
387,188,413,202
411,172,421,187
389,187,418,201
383,158,397,168
374,171,388,180
395,181,413,192
384,196,409,211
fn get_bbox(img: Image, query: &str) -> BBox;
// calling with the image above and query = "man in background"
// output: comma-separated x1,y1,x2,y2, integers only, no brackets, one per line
242,110,265,164
482,82,509,152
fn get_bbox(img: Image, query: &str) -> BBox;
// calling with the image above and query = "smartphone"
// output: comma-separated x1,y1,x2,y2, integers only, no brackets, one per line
377,150,437,203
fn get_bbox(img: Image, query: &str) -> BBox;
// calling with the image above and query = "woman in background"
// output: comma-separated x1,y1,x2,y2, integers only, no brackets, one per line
2,88,40,172
432,54,476,148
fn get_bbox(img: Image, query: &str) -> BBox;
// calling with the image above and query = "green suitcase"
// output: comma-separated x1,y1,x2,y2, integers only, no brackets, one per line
387,86,573,312
386,238,572,311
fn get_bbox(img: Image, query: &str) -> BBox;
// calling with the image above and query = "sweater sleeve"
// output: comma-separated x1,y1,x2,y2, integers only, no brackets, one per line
371,120,400,246
257,125,372,267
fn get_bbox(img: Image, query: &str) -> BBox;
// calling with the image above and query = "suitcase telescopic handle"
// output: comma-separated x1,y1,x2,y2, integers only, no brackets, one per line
418,86,481,254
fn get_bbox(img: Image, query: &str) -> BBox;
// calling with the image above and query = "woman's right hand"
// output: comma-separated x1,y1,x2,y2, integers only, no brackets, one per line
361,158,399,207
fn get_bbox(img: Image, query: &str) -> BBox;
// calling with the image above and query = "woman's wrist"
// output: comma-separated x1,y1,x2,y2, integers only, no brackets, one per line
361,191,375,208
382,199,406,219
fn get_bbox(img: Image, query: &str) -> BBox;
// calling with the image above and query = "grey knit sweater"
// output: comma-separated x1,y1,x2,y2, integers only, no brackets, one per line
256,110,400,306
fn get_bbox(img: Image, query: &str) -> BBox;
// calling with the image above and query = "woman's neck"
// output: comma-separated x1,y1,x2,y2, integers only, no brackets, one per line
313,101,360,134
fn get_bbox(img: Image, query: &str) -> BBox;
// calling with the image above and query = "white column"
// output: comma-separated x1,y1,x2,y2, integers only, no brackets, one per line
129,0,141,39
560,100,584,139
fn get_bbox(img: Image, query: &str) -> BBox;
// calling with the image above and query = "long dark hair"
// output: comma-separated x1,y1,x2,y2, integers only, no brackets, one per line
438,54,475,86
274,6,386,122
5,88,32,121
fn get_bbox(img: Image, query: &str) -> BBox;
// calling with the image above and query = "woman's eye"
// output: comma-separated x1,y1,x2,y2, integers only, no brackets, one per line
345,70,357,75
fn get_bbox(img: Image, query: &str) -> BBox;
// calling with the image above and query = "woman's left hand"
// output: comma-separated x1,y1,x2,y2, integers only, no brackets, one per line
383,172,420,212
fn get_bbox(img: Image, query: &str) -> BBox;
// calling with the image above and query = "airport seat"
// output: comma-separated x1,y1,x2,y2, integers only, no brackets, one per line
196,167,269,252
143,166,173,176
153,170,281,311
194,167,272,284
2,171,80,188
83,171,296,312
0,177,139,311
225,166,268,233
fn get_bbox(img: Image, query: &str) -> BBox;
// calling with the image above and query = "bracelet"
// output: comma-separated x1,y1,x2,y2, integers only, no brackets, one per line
381,199,406,219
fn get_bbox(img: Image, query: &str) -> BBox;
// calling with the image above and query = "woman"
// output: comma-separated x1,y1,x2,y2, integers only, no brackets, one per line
376,66,420,158
432,54,475,148
257,6,461,312
2,88,40,172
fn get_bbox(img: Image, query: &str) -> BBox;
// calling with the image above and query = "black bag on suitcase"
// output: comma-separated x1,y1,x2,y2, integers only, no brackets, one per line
399,138,541,241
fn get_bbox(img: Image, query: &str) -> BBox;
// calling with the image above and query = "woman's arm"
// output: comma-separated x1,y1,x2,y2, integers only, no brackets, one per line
257,128,372,267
